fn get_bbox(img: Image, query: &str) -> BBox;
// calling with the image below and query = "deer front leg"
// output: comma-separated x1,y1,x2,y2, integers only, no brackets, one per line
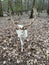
20,38,24,52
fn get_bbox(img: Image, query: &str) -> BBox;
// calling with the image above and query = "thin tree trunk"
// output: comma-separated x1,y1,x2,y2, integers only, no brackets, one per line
47,0,49,15
8,0,14,15
0,0,3,16
30,8,34,18
20,0,23,15
30,0,35,18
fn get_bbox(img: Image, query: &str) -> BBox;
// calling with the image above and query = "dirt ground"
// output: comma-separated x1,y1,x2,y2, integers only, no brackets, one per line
0,13,49,65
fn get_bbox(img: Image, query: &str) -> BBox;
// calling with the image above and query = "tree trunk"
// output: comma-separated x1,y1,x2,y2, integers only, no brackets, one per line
30,8,34,18
30,0,35,18
20,0,23,15
0,0,3,16
8,0,14,15
47,1,49,15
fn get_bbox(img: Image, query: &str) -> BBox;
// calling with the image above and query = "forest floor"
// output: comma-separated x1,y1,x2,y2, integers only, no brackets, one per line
0,13,49,65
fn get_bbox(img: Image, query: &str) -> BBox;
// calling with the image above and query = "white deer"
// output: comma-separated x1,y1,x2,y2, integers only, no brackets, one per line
16,25,28,52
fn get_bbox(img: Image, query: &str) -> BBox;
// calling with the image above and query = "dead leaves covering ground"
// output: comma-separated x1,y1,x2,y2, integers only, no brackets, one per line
0,15,49,65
